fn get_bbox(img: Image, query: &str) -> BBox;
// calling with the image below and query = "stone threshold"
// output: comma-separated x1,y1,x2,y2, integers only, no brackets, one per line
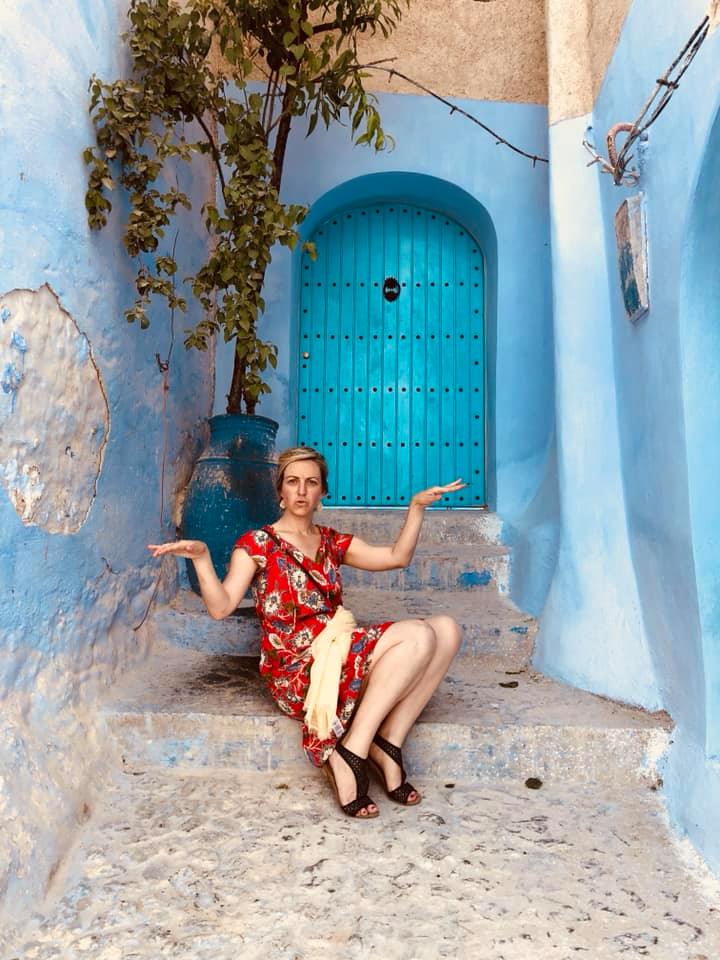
102,641,672,787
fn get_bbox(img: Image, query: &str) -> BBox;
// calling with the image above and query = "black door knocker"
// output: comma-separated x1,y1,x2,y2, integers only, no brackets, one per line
383,276,401,302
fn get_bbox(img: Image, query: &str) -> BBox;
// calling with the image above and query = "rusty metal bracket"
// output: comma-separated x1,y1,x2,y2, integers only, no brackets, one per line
582,15,710,186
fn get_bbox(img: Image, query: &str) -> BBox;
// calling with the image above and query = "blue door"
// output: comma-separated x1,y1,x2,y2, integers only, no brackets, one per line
297,202,485,507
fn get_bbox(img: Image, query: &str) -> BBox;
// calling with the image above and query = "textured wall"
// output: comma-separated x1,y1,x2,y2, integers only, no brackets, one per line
545,0,633,124
356,0,547,105
0,0,213,934
238,0,548,105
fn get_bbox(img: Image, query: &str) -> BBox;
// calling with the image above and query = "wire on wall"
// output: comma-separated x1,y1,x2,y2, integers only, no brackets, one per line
358,60,549,167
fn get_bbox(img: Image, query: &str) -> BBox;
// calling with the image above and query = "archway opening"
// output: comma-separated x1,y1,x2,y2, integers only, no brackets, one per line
291,172,498,508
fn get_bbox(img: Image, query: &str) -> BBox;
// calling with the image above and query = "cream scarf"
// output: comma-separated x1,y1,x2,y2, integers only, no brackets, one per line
303,605,357,740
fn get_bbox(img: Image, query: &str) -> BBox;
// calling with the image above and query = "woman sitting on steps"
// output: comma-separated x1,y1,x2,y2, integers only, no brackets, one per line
148,446,464,820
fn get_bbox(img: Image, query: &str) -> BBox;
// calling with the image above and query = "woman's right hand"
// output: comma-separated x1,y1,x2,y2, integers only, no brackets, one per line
148,538,258,620
147,539,209,560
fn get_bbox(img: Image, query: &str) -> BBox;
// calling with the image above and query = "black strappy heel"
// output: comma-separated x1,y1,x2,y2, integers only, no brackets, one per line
369,732,421,806
324,742,379,819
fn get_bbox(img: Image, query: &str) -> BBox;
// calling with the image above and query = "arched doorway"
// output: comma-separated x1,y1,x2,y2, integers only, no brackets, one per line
295,178,493,508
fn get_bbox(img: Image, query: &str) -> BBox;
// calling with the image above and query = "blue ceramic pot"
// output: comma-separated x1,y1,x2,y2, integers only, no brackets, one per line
181,414,279,593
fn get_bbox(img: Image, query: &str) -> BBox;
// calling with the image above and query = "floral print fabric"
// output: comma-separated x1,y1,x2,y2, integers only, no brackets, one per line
234,524,393,766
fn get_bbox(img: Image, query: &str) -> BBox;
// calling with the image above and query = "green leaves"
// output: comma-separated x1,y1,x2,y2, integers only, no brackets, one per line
84,0,407,412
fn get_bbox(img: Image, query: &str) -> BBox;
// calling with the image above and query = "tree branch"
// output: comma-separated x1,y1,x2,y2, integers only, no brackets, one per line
177,52,227,193
271,86,296,192
195,111,227,194
312,15,376,35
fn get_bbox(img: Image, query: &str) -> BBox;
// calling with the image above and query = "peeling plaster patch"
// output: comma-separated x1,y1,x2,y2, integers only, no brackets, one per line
0,311,27,415
457,569,493,588
1,364,24,412
2,460,44,524
0,285,110,533
10,331,27,353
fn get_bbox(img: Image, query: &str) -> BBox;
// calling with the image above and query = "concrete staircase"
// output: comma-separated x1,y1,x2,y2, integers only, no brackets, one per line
105,508,672,787
11,510,720,960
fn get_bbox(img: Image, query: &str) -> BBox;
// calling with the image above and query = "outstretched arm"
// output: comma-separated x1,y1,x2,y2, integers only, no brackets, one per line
147,540,258,619
343,479,467,571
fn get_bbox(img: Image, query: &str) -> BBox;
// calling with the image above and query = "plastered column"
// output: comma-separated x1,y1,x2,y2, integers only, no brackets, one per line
534,0,661,708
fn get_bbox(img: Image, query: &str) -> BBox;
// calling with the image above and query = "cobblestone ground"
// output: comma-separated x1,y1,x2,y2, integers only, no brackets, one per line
9,769,720,960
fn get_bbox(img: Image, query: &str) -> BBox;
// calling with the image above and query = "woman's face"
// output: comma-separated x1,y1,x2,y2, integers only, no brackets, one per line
280,460,324,517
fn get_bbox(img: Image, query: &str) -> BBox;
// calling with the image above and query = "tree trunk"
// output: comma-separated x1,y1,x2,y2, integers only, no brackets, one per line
271,111,293,193
226,348,245,414
226,87,295,415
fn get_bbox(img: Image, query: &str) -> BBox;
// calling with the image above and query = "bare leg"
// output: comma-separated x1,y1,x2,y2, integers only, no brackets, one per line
326,619,437,812
368,615,462,793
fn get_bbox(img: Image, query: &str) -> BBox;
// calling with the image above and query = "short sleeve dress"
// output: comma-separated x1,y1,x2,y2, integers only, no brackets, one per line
235,524,394,766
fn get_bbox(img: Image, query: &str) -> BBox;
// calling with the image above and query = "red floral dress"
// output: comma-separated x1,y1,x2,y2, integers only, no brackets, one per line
234,525,394,766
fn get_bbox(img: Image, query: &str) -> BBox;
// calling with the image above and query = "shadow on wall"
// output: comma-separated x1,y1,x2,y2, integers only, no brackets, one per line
679,101,720,761
505,437,560,617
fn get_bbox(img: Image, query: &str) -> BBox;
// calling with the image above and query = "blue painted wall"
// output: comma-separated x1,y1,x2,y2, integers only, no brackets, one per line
534,110,662,710
215,92,557,611
0,0,213,923
3,0,720,910
535,0,720,871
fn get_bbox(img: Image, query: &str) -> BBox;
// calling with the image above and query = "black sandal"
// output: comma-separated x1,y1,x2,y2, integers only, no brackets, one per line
369,732,421,806
324,742,379,819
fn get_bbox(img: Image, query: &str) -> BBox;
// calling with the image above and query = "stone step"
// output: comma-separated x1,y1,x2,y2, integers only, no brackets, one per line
320,507,503,545
103,642,672,787
340,543,509,591
150,588,535,659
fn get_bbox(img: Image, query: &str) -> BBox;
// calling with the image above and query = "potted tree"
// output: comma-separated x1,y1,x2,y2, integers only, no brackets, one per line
84,0,408,588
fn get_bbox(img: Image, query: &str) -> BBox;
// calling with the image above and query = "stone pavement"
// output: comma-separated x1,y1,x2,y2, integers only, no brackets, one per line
4,509,720,956
9,769,720,960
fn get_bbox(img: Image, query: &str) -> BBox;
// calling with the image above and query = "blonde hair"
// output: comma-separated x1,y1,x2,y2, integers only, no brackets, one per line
275,446,330,498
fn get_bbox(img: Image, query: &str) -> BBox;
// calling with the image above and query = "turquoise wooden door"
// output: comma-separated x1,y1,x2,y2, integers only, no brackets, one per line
297,202,485,507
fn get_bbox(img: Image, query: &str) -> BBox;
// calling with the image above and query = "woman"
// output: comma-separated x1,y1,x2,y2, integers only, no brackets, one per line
149,446,464,820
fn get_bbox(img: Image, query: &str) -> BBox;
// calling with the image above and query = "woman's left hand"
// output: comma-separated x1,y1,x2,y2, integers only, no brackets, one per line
410,478,467,508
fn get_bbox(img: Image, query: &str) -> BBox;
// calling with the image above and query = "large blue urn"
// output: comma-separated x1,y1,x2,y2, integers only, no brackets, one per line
181,414,279,593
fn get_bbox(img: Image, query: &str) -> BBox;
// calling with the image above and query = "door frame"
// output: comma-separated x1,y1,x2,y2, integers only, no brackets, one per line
290,172,498,509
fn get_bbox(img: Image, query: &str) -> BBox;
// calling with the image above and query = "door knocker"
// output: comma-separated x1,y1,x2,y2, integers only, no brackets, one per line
383,277,401,302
